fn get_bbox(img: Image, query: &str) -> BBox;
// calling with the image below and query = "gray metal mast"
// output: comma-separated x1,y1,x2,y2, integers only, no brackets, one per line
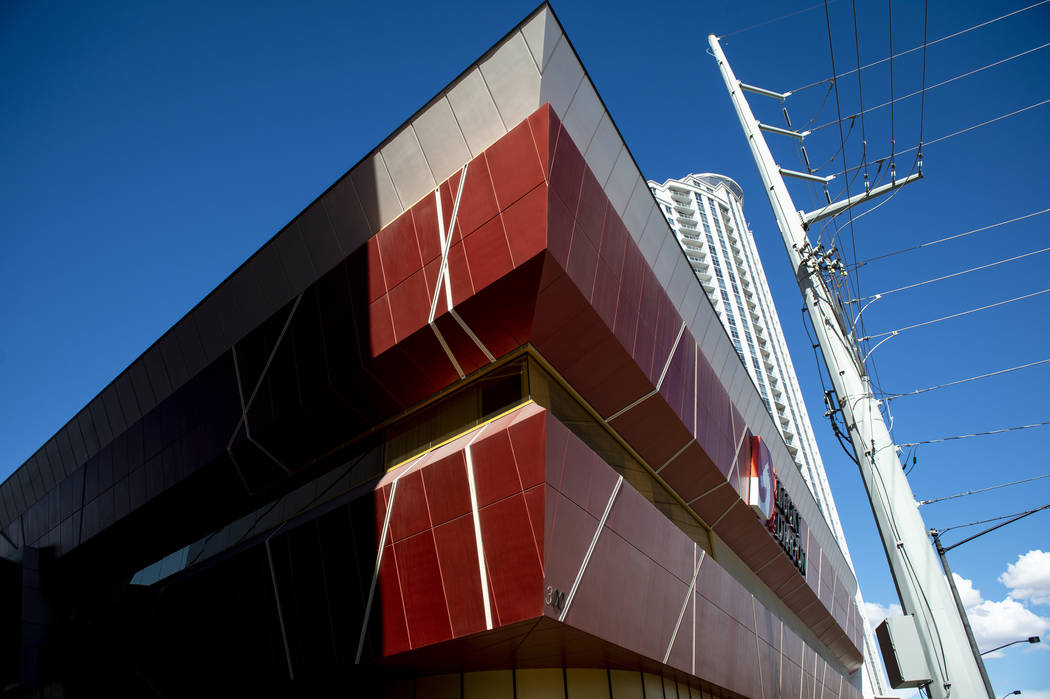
708,34,990,699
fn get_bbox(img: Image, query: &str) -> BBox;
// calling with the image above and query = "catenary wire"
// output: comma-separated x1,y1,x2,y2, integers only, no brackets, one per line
810,42,1050,132
851,0,871,189
790,0,1050,93
718,0,838,38
888,0,896,178
917,473,1050,506
853,208,1050,267
897,420,1050,448
829,98,1050,180
854,245,1050,301
935,503,1050,534
918,0,929,156
822,0,863,327
885,358,1050,401
861,287,1050,340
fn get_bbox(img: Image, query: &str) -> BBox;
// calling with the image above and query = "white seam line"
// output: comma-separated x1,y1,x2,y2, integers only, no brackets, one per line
227,295,302,448
656,320,688,391
655,438,693,474
604,389,656,422
663,547,706,663
229,346,247,447
429,164,469,322
443,164,467,304
464,424,493,630
710,500,738,529
559,475,623,622
265,535,295,680
246,294,302,416
693,342,698,437
429,189,447,323
779,621,784,694
354,457,422,664
687,480,727,506
431,324,465,379
753,595,765,699
249,434,291,473
692,557,697,676
732,427,750,488
449,308,496,362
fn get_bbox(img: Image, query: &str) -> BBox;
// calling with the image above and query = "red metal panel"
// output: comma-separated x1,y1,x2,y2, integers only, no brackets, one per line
526,104,551,179
420,451,472,527
485,117,546,212
388,469,432,543
387,268,431,344
508,409,546,490
351,103,863,673
462,215,514,294
377,209,424,291
377,542,412,656
394,529,454,648
480,492,544,627
453,155,500,239
432,514,488,638
501,182,548,266
471,429,523,508
411,189,442,265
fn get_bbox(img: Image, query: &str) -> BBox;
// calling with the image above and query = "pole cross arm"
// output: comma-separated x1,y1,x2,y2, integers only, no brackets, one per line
739,81,791,100
801,172,924,229
758,122,810,139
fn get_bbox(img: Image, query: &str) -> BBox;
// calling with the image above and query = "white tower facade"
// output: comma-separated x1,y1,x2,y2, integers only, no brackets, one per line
649,172,888,697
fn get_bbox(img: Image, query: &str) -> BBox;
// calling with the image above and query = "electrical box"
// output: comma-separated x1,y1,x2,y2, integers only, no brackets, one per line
875,615,933,689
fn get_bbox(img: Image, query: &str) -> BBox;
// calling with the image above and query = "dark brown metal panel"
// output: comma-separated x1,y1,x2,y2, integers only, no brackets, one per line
113,372,140,436
141,343,173,404
275,222,318,295
156,332,188,392
127,359,157,423
322,175,373,259
172,316,208,384
298,200,344,278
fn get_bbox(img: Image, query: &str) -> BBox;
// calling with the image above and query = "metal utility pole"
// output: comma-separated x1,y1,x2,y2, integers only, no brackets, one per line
930,529,995,697
708,35,990,698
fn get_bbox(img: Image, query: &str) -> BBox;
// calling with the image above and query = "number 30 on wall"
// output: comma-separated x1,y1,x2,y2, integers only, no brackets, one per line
545,584,566,611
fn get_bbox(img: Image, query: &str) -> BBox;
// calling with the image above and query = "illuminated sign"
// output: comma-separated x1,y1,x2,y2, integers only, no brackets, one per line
749,435,807,576
747,435,775,521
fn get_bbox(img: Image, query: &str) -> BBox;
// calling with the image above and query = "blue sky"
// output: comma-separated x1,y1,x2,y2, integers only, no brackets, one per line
2,0,1048,693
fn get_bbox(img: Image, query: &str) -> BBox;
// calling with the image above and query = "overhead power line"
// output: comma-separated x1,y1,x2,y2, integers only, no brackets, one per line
827,98,1050,180
855,246,1050,301
861,288,1050,341
719,0,837,38
918,473,1050,506
791,0,1050,92
886,358,1050,401
854,208,1050,267
935,503,1050,535
811,42,1050,132
897,420,1050,448
822,0,864,318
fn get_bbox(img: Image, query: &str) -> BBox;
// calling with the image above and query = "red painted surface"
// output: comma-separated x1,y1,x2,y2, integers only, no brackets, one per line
351,104,863,692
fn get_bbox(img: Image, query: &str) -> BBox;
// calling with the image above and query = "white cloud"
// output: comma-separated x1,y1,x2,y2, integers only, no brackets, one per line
862,600,902,630
999,550,1050,606
949,572,1050,654
951,572,983,608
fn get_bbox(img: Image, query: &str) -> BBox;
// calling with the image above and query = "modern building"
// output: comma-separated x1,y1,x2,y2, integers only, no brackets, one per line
1,6,874,698
649,173,887,696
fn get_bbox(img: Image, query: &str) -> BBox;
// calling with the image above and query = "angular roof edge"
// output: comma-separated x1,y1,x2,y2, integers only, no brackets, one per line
0,2,856,596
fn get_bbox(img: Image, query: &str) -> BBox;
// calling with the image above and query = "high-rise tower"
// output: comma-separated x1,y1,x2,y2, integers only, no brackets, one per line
650,172,888,696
